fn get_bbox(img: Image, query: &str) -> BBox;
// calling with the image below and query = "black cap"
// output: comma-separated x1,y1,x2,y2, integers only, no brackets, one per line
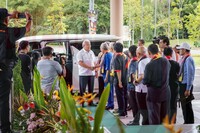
0,8,11,20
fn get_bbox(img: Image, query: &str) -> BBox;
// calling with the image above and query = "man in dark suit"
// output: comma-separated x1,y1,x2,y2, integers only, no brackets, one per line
143,44,171,124
164,47,180,122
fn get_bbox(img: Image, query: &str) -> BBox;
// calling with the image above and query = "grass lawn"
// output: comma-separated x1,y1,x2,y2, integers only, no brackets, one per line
193,55,200,67
145,39,200,67
145,39,195,48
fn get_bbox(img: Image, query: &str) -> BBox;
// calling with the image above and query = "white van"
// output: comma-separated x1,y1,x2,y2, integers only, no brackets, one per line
16,34,120,91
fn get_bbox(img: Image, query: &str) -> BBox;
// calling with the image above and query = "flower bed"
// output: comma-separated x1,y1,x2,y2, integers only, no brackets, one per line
13,68,115,133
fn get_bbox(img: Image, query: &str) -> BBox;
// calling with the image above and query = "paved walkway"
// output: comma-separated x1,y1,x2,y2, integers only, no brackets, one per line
112,100,200,133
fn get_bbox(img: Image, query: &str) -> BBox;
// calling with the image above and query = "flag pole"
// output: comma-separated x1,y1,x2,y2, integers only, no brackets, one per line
168,0,171,38
154,0,157,37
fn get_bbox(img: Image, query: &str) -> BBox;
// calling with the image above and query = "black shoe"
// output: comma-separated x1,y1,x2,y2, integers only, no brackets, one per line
89,102,97,107
113,109,119,114
127,121,139,126
105,106,114,110
124,111,127,116
118,112,128,118
127,106,132,111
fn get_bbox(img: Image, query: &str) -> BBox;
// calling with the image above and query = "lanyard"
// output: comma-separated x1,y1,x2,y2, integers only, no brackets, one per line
152,53,161,60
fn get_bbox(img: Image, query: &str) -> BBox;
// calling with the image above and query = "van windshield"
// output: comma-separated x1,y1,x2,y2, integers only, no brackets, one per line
45,42,66,54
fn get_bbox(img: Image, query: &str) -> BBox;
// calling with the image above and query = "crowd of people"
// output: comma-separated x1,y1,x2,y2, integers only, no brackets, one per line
0,8,196,133
15,36,196,126
75,37,196,126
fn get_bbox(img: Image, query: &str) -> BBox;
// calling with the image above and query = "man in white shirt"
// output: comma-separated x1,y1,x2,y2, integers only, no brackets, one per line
135,46,150,125
77,40,98,106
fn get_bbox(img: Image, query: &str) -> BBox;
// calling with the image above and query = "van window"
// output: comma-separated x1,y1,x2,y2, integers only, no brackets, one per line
29,42,41,50
45,42,66,54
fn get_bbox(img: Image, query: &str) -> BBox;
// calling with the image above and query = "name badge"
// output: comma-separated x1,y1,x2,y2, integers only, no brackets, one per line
128,76,131,83
101,66,104,74
110,69,114,76
179,74,183,82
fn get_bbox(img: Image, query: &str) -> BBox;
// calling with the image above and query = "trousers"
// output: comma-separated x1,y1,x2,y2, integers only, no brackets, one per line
0,67,12,132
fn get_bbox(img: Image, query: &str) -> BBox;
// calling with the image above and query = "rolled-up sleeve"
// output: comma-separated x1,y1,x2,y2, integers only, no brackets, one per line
76,51,82,62
114,56,121,71
55,62,62,74
129,61,137,75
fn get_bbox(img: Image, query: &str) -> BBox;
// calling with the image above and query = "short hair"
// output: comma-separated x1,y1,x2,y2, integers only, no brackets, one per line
82,39,91,47
109,42,115,50
138,39,145,44
129,45,137,57
148,44,159,55
114,42,123,52
31,51,41,60
137,46,146,54
186,49,190,53
42,46,53,56
100,42,109,50
19,41,29,50
160,36,170,46
163,47,173,56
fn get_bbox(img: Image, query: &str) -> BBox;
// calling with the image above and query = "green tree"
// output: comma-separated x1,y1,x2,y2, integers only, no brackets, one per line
63,0,110,34
124,0,153,43
8,0,50,35
185,2,200,41
95,0,110,34
43,0,67,34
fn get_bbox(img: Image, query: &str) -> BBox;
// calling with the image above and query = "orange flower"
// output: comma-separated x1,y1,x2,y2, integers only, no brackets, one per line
67,84,74,92
73,96,82,101
163,115,182,133
87,93,97,105
83,93,92,98
78,99,85,105
55,111,61,117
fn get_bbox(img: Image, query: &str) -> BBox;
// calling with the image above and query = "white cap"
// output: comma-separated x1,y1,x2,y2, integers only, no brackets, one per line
177,42,191,50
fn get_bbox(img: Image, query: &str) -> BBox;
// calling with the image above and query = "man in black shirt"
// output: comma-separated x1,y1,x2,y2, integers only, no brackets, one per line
0,8,31,132
18,41,31,94
143,44,171,124
164,47,180,122
126,45,139,125
113,42,127,117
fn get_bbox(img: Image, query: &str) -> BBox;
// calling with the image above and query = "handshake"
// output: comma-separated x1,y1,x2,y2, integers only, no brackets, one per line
88,64,100,71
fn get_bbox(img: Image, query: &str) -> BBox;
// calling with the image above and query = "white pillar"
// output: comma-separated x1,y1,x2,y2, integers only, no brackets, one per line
110,0,123,39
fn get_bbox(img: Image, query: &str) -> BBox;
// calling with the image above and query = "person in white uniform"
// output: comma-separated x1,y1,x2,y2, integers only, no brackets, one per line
76,39,98,106
135,46,150,125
